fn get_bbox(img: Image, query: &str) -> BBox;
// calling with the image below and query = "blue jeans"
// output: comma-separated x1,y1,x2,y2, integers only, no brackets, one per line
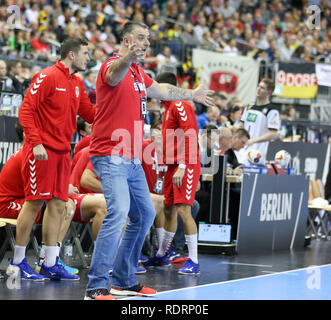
86,155,156,290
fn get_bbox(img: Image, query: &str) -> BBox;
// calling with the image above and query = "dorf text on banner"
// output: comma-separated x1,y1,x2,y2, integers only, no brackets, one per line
275,62,317,99
192,49,260,105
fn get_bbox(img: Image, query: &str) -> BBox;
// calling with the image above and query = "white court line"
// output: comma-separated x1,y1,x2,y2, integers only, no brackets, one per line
247,174,258,217
290,191,303,249
219,262,273,268
126,263,331,299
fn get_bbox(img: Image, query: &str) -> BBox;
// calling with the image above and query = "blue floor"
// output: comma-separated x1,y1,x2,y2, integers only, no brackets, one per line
1,239,331,300
129,264,331,300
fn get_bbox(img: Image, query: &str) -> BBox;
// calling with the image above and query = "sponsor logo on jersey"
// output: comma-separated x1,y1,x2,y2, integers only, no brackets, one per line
247,113,257,123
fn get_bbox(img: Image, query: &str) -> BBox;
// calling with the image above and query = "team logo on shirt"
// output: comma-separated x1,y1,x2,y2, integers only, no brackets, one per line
30,72,47,95
247,113,257,123
29,159,37,195
176,102,187,122
185,168,194,200
75,86,80,98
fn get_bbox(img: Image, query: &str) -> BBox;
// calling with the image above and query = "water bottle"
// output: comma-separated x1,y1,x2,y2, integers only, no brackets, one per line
63,239,73,266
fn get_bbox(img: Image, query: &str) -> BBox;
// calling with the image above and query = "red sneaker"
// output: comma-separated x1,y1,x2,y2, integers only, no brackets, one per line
111,283,157,296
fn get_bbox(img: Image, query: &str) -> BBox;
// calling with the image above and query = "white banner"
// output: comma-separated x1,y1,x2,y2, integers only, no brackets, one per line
192,49,260,105
316,63,331,87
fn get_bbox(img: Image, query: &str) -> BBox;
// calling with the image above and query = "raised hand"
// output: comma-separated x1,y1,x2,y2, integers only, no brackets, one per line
126,34,145,62
192,81,215,108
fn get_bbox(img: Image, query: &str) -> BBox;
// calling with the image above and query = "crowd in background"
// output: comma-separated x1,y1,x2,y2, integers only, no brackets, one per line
0,0,330,126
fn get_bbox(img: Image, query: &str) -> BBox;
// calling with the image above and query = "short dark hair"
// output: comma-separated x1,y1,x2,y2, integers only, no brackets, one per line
228,105,241,113
119,21,149,42
156,72,177,86
233,128,250,140
7,60,21,72
261,78,275,94
15,120,23,143
60,38,88,59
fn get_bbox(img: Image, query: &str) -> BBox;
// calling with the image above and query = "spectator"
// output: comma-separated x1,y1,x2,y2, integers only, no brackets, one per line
196,106,220,129
193,13,209,44
6,60,24,93
180,22,199,46
218,0,236,19
156,46,178,73
225,105,243,128
83,71,97,93
213,92,229,116
222,37,239,55
0,60,15,91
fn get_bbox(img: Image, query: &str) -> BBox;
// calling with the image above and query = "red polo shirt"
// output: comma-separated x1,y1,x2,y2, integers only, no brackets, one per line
89,54,153,159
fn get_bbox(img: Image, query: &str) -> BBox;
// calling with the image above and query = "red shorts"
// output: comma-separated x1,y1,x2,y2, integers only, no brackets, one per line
0,198,43,223
163,164,201,207
21,143,71,202
68,193,101,223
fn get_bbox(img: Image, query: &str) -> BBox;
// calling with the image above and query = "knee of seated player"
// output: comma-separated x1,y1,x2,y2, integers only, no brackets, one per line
64,199,76,221
94,206,108,220
151,193,165,216
46,198,66,215
176,204,192,220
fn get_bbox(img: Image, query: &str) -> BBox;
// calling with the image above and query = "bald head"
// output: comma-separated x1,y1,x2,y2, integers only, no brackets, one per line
219,127,232,138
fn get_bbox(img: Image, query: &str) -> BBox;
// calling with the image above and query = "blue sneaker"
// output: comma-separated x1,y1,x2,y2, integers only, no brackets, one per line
167,247,188,263
143,252,170,267
7,258,46,281
40,259,80,281
138,254,148,263
57,258,79,275
136,265,146,274
178,258,200,275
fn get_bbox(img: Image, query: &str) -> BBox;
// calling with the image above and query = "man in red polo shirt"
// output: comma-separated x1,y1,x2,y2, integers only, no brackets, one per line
85,21,214,300
8,38,95,282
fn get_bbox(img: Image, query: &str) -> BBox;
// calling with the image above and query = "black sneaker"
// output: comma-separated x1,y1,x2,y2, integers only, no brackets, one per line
84,288,115,300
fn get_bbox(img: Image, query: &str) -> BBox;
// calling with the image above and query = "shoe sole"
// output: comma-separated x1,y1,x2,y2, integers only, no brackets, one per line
135,270,147,274
178,270,200,275
84,296,116,300
40,275,80,281
110,288,157,296
143,263,171,268
7,268,46,281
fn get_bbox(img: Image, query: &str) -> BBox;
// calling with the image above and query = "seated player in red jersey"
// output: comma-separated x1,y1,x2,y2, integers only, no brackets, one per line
71,116,92,172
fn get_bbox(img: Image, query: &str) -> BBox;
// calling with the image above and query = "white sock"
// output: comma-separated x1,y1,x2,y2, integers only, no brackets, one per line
44,246,58,267
13,245,26,264
185,234,198,264
38,242,46,265
155,227,165,249
56,241,62,257
157,231,175,257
